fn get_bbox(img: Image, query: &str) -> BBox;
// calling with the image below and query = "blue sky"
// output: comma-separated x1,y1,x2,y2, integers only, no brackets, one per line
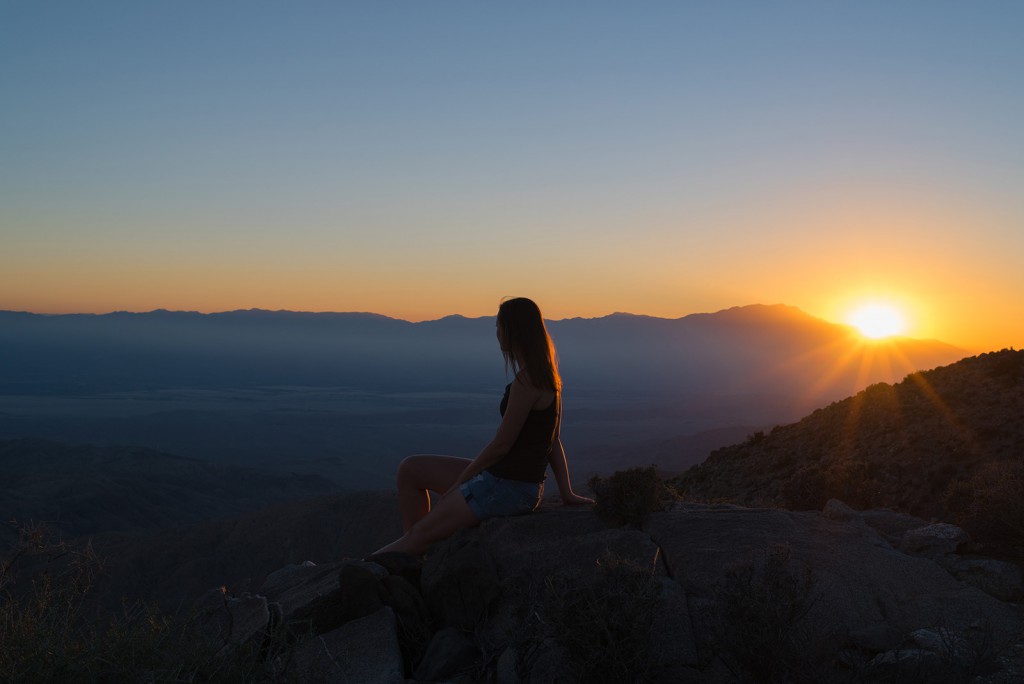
2,1,1022,349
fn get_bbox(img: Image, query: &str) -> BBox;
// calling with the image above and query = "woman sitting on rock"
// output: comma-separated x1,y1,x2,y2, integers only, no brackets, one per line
372,297,593,557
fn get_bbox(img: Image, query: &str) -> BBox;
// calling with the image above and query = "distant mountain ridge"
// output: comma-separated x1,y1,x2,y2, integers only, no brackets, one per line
0,303,965,396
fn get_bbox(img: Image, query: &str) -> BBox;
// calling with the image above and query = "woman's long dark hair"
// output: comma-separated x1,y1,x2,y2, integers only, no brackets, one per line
497,297,561,392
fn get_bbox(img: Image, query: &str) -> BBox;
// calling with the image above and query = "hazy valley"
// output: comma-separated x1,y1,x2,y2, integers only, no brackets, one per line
0,304,964,491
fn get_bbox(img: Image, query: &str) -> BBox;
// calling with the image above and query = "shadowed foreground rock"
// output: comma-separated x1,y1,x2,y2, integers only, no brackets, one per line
195,500,1024,683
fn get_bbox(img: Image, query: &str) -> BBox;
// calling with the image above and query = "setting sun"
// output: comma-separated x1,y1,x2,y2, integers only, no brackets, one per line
849,304,906,339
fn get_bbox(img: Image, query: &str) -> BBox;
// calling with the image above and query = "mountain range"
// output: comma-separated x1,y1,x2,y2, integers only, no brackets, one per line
0,304,964,400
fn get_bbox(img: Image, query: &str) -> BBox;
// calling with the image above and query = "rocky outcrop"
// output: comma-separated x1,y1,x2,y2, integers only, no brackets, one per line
195,501,1024,683
820,498,1024,603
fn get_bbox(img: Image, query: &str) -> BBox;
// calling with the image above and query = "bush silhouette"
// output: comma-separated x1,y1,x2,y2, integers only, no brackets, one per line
541,553,663,683
946,459,1024,551
710,544,827,683
588,466,676,528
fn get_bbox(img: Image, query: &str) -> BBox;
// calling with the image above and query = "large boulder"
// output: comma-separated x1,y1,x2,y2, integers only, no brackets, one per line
258,560,364,619
648,504,1023,654
943,557,1024,603
418,503,696,681
193,588,270,652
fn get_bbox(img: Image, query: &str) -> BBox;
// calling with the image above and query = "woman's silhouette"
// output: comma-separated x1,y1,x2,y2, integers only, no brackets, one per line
372,297,592,556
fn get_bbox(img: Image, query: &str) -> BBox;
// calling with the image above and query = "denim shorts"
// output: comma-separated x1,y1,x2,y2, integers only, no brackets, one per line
460,471,544,520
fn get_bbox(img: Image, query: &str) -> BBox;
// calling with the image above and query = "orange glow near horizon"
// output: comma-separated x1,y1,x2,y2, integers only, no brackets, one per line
0,270,1018,353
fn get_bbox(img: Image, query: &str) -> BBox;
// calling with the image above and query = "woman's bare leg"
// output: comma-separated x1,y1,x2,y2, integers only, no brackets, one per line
395,455,471,531
373,486,480,556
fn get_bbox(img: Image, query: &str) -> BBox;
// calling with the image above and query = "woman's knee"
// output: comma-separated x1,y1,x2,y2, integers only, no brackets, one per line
396,454,428,487
396,454,468,494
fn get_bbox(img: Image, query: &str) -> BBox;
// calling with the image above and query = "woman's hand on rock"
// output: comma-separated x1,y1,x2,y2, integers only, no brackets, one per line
561,492,595,505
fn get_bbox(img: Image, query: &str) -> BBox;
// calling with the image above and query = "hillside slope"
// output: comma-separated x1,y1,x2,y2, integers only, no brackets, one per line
0,439,340,544
674,349,1024,536
86,489,404,611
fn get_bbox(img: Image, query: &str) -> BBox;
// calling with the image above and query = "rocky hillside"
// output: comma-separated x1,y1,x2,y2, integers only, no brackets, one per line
11,497,1022,682
674,349,1024,546
89,489,404,612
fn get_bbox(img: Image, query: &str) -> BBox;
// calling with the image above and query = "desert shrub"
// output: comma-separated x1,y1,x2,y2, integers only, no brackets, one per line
772,452,795,470
541,553,664,683
987,349,1024,386
945,459,1024,553
710,544,831,684
588,466,676,528
822,459,886,510
781,466,829,510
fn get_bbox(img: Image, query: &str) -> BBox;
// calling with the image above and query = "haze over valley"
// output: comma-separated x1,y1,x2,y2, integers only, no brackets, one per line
1,304,965,493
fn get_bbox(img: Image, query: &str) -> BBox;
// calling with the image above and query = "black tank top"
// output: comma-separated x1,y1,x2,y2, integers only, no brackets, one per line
486,382,559,483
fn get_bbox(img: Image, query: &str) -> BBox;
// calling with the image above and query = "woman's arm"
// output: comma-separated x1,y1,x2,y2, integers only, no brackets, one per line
549,438,594,505
445,378,538,492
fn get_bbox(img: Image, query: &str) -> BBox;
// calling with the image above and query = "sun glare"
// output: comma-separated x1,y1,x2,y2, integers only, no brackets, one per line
848,304,906,339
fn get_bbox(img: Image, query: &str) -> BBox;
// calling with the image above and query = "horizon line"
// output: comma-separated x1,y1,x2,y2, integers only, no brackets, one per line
1,302,806,324
0,305,995,352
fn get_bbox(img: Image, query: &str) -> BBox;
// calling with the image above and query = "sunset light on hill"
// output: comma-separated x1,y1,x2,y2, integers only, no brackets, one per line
848,304,906,339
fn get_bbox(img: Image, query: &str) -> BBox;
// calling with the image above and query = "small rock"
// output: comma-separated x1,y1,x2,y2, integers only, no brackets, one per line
899,523,969,558
859,508,929,545
822,498,859,522
193,589,269,649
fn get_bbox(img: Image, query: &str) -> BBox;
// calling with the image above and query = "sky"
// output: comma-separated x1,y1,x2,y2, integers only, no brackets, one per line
2,1,1022,351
